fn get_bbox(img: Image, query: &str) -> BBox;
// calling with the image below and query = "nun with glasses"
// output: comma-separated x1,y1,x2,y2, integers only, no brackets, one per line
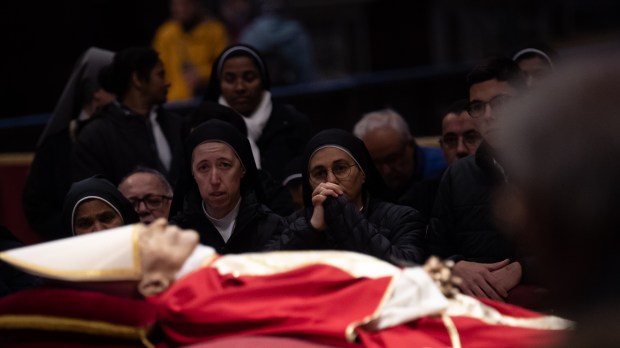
62,177,138,236
170,119,286,254
269,129,426,264
204,44,312,182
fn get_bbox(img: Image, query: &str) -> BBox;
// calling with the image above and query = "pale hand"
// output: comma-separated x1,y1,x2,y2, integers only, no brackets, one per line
309,182,343,231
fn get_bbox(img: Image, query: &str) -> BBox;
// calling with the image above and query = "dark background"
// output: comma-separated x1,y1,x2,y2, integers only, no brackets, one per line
2,0,620,150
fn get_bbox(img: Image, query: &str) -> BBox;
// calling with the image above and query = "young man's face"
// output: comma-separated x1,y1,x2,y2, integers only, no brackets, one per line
440,111,482,165
143,61,171,106
469,79,517,143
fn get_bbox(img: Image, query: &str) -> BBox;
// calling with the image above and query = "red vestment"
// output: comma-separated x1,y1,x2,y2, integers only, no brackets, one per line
148,263,568,347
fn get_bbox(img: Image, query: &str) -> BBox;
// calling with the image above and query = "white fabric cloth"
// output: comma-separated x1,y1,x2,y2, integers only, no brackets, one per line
219,91,272,169
366,267,449,330
202,198,241,243
175,245,216,280
149,108,172,171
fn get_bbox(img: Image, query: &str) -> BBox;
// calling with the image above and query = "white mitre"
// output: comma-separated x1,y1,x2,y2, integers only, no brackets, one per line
0,224,146,281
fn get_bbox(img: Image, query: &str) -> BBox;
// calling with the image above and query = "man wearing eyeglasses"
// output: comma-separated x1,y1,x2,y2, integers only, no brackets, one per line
399,100,483,219
118,167,173,224
439,99,483,165
427,57,532,306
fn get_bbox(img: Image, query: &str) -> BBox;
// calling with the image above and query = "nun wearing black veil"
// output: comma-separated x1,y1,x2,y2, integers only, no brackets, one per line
23,47,115,240
61,176,138,236
268,129,427,264
170,119,286,254
204,44,312,182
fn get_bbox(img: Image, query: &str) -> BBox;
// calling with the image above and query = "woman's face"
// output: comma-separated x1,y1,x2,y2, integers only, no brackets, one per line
219,56,264,116
73,198,123,235
517,56,552,87
192,142,245,219
308,147,365,208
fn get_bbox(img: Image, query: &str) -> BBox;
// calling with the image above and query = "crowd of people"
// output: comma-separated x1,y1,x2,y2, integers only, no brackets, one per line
2,3,620,346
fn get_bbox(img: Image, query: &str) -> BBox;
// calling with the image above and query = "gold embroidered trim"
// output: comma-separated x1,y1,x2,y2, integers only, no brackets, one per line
344,275,397,343
0,314,154,348
442,314,462,348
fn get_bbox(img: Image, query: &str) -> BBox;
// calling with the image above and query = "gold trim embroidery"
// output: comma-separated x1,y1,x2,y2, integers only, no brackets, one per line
441,314,462,348
0,314,154,348
344,275,397,342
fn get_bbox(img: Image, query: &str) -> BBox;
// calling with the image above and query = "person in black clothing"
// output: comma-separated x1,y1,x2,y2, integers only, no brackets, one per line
71,47,186,187
170,119,285,254
0,225,42,297
399,99,482,220
204,44,313,182
62,176,139,236
23,47,115,241
426,57,526,302
497,56,620,344
173,101,294,217
269,129,426,264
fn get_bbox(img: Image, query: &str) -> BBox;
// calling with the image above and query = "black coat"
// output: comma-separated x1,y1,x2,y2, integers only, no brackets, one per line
257,103,313,182
170,190,285,255
426,143,514,263
71,103,186,186
0,226,42,297
271,195,427,264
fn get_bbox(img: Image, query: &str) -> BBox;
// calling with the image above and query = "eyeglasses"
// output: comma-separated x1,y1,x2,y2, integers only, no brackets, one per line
129,195,172,210
309,163,357,184
441,131,482,148
467,94,512,118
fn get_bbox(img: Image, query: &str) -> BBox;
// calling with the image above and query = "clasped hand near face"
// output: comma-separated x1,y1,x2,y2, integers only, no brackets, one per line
309,182,346,231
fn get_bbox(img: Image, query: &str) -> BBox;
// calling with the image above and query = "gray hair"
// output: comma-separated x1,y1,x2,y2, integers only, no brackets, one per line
352,108,412,141
119,166,173,196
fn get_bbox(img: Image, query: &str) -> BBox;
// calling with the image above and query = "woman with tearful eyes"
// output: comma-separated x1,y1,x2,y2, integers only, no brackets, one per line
204,44,312,182
268,129,427,264
170,119,286,254
62,177,138,236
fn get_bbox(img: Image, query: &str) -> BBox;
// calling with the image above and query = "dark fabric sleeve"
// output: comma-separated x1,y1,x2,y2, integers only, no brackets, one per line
323,196,426,264
426,167,463,261
71,120,109,182
22,132,73,240
258,170,294,217
0,226,43,297
263,211,325,251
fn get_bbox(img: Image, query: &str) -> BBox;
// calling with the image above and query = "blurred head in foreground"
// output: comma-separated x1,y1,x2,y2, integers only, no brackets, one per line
498,56,620,318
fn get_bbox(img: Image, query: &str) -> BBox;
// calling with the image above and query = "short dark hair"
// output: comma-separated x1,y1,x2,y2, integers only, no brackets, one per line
441,99,470,119
107,47,160,98
466,56,526,91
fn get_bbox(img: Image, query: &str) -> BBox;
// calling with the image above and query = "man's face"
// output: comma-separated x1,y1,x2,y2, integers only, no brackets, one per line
361,126,414,190
143,61,171,105
219,56,264,116
469,79,517,142
118,172,172,224
74,198,123,235
440,111,483,165
171,0,198,24
192,142,245,219
138,219,200,296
